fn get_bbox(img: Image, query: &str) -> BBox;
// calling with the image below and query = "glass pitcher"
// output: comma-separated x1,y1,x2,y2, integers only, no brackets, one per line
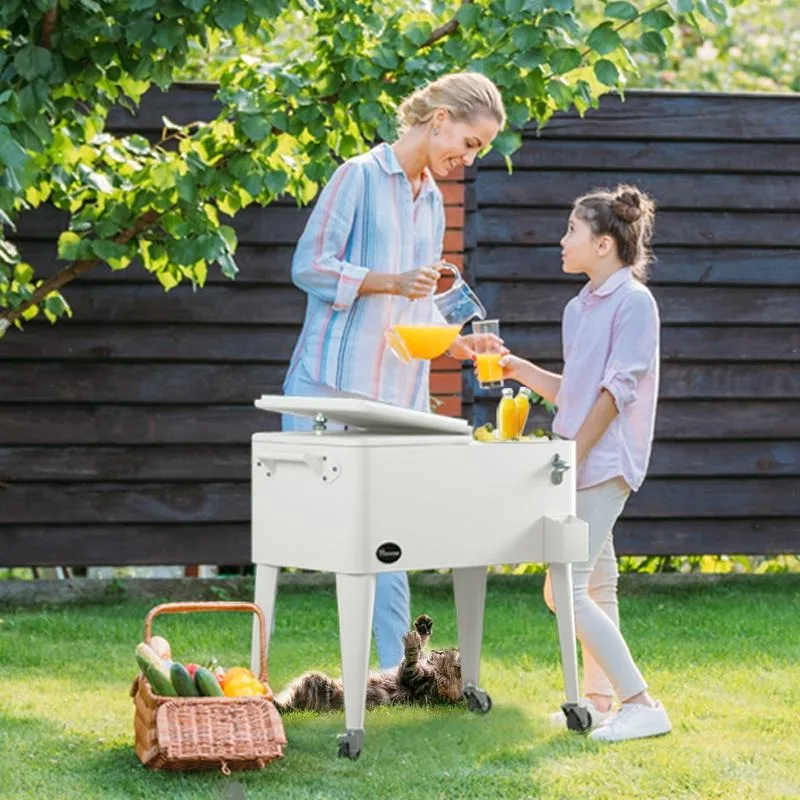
385,262,487,364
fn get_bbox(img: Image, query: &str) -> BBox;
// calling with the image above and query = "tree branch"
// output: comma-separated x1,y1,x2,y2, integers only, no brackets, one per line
0,209,162,333
41,3,58,50
423,0,474,48
580,0,669,59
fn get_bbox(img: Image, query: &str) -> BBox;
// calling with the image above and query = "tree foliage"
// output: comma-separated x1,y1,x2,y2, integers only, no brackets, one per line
0,0,742,336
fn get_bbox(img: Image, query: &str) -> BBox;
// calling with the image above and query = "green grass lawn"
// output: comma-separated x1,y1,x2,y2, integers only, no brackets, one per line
2,575,799,800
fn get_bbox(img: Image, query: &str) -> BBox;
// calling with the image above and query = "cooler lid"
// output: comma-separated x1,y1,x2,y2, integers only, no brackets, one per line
254,394,472,436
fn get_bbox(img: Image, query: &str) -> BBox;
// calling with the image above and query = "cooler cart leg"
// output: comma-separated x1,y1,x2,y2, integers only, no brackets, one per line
548,562,589,732
251,563,279,674
453,566,492,714
335,572,376,760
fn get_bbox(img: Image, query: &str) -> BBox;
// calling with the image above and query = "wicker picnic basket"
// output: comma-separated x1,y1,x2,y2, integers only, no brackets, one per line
131,601,287,773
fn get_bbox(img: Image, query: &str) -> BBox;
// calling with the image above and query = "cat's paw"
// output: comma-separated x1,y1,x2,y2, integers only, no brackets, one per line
403,629,422,650
414,614,433,637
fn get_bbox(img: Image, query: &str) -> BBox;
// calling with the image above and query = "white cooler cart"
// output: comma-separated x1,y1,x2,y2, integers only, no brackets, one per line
251,395,590,759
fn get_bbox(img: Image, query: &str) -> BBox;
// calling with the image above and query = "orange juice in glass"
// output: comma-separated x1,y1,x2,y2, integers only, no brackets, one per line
472,319,504,389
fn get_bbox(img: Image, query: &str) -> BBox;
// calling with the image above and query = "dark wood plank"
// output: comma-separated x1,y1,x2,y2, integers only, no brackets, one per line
497,324,800,362
9,440,792,482
21,241,296,285
473,246,800,286
477,208,800,247
9,284,308,324
1,324,301,361
478,282,800,324
477,170,800,211
529,91,800,142
0,404,278,446
625,478,800,518
0,482,250,524
11,321,793,364
0,524,251,566
2,518,798,564
14,204,311,245
1,477,797,524
0,445,250,482
468,363,799,400
468,399,800,441
613,519,800,556
481,140,800,174
647,441,800,477
106,84,223,130
1,364,287,403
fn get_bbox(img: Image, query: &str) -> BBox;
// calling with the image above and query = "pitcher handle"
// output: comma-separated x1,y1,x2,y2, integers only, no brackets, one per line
436,261,461,283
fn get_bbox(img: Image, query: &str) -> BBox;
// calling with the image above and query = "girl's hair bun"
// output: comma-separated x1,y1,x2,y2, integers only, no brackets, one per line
611,189,644,223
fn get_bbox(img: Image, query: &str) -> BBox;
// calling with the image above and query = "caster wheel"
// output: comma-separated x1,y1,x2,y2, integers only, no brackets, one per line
337,729,364,760
562,702,591,733
464,684,492,714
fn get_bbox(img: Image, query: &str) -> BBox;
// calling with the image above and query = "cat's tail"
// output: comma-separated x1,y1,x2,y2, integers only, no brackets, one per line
273,671,344,713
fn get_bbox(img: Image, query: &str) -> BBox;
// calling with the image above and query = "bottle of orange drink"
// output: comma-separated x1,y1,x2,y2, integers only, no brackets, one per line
515,387,533,438
496,388,517,441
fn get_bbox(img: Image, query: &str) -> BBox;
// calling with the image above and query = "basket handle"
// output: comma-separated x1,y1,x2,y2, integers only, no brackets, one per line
144,601,268,684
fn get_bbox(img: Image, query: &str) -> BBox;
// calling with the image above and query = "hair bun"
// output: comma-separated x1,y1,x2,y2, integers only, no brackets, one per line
611,189,643,223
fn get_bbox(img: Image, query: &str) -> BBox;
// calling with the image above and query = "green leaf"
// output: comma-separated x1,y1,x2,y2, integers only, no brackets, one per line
605,1,638,21
696,0,730,24
667,0,694,12
640,31,667,54
512,25,544,51
546,78,573,109
549,48,582,75
404,21,433,47
491,129,522,157
218,250,239,279
641,9,675,30
91,239,129,263
214,0,248,29
588,22,623,56
13,46,53,80
241,114,270,142
57,231,82,261
14,263,33,284
456,4,481,27
0,126,27,169
266,170,288,195
594,58,620,87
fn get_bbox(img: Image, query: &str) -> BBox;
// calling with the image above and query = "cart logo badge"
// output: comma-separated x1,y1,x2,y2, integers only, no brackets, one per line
376,542,402,564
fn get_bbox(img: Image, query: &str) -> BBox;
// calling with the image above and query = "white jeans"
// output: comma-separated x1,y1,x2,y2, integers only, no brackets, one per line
544,477,647,702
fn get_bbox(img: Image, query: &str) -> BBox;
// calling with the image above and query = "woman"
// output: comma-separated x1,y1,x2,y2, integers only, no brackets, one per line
283,72,505,669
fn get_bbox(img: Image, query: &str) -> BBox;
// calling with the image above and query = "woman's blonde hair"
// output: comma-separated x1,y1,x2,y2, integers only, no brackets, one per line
397,72,506,135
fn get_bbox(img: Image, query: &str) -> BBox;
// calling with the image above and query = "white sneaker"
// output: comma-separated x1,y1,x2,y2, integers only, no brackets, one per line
589,701,672,742
550,698,614,731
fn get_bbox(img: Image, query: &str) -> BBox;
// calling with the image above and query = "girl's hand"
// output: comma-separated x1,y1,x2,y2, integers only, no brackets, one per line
498,354,526,381
448,333,507,361
395,266,441,299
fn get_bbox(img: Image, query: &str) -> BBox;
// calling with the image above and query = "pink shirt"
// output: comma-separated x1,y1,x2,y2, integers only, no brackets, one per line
552,268,660,492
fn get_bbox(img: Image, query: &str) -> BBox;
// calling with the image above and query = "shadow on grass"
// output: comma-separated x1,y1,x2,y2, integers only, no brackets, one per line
1,702,594,800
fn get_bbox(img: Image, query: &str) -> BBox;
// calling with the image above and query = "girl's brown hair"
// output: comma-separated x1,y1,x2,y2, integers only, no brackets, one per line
397,72,506,135
573,184,656,282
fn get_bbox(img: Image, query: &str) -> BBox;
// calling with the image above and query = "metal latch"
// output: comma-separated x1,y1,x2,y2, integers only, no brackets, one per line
550,454,570,485
257,452,341,484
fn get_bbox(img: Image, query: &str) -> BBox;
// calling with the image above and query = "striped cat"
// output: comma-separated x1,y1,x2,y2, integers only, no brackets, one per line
274,614,463,713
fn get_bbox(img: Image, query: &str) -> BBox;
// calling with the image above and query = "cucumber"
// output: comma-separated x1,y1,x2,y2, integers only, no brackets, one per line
135,642,177,697
170,662,199,697
195,666,224,697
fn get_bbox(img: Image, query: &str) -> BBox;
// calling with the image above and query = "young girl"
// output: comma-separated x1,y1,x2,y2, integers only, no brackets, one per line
499,185,671,742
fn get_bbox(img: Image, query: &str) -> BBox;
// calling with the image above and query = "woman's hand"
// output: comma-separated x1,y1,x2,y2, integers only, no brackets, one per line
449,333,507,361
395,266,441,299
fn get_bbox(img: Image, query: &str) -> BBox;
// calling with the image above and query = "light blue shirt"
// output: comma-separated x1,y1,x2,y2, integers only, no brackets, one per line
284,143,446,411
